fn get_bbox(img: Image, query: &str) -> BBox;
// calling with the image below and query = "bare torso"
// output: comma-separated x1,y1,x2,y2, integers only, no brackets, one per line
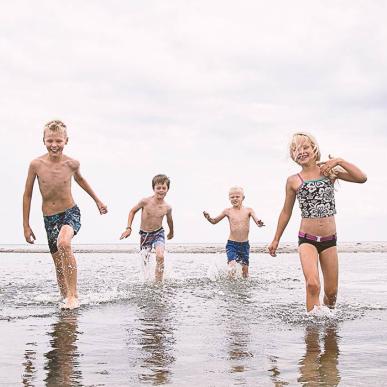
226,207,252,242
34,154,77,215
140,196,171,232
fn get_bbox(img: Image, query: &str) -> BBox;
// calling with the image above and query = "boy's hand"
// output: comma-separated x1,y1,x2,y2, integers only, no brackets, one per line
268,240,278,257
24,227,36,244
256,219,265,227
203,211,210,220
167,231,174,240
120,228,131,240
97,201,108,215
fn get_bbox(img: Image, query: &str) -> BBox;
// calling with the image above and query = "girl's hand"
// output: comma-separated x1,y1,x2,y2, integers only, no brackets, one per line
268,240,279,257
317,156,342,177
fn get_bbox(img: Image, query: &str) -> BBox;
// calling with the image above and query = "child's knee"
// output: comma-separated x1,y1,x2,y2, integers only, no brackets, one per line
156,255,164,265
306,278,320,294
57,238,72,253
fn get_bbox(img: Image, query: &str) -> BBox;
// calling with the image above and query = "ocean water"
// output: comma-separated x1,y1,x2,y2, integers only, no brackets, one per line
0,247,386,386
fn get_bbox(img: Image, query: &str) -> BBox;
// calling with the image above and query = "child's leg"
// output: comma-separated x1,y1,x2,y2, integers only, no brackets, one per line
299,243,321,312
50,251,68,298
57,225,79,309
242,264,249,278
227,260,237,278
154,244,165,281
319,247,339,308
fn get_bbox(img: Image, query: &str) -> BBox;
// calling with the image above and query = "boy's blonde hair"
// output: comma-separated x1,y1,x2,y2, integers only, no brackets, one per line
229,186,244,196
152,174,170,189
43,120,67,138
290,132,321,162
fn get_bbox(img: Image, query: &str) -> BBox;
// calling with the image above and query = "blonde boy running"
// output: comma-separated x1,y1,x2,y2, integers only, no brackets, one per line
203,186,264,278
120,174,174,281
23,120,108,309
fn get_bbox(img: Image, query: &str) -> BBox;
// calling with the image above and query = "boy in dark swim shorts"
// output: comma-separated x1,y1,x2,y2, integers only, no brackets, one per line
203,186,265,278
23,120,107,309
120,174,174,281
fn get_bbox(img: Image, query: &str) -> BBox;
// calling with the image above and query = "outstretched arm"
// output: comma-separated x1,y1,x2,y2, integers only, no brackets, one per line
73,162,108,214
23,162,37,244
318,157,367,183
203,210,227,224
120,200,144,239
268,177,296,257
250,209,265,227
166,207,174,240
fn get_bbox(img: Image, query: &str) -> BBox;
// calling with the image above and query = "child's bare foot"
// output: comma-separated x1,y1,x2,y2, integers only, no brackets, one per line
62,296,80,310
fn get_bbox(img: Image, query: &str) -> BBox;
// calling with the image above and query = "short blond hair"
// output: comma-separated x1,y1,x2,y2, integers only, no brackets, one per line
290,132,320,163
229,186,244,196
43,120,67,138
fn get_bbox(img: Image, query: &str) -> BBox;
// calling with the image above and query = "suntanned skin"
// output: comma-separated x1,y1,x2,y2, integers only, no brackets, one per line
268,137,367,311
120,182,174,281
23,129,107,309
203,189,264,278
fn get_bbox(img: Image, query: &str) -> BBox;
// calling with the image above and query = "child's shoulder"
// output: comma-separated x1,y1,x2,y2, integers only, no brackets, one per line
62,155,80,169
286,173,302,190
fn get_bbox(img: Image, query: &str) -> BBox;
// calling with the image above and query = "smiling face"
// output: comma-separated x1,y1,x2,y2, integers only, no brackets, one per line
229,188,244,207
291,133,320,166
43,130,68,157
153,182,169,199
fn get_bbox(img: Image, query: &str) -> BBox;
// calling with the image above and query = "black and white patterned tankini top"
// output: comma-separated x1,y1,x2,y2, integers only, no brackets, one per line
296,174,336,218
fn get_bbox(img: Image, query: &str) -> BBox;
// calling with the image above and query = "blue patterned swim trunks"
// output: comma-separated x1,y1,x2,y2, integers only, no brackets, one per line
139,227,165,251
43,205,81,254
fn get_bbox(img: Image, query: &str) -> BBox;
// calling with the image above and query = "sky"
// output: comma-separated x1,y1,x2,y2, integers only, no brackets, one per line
1,1,386,245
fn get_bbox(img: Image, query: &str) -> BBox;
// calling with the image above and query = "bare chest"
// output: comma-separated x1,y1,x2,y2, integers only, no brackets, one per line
37,163,73,190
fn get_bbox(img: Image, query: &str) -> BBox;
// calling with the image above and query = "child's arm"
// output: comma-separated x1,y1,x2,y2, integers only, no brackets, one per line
268,177,296,257
23,161,37,244
73,162,108,214
166,207,174,240
250,209,265,227
119,200,144,239
203,210,227,224
318,157,367,183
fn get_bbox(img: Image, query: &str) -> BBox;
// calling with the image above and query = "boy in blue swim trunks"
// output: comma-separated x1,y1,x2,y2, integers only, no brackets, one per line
120,174,174,281
203,186,265,278
23,120,107,309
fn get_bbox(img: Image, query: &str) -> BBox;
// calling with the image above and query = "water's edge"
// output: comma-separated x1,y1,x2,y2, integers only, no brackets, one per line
1,241,387,254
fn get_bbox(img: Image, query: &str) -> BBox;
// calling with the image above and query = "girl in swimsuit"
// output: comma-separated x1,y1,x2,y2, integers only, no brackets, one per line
268,133,367,312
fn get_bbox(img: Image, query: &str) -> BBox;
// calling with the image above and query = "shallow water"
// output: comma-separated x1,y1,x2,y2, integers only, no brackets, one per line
0,250,386,386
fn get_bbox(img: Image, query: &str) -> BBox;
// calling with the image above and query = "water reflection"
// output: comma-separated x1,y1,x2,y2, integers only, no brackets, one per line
221,280,254,375
298,324,341,386
22,342,37,386
129,286,176,385
44,310,82,386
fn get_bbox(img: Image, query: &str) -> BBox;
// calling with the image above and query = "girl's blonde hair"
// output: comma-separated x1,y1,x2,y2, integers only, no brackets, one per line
43,120,67,138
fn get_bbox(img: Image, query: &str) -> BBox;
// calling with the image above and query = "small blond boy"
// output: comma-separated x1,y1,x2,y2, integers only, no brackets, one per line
203,186,264,278
120,174,174,281
23,120,107,309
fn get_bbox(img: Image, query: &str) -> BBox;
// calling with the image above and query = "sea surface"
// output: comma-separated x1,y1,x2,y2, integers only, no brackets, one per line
0,244,386,386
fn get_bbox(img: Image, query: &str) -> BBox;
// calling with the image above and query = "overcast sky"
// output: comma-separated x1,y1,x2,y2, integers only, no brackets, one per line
1,1,386,245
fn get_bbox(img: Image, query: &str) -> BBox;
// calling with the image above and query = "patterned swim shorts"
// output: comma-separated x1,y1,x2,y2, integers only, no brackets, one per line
139,227,165,251
43,205,81,253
